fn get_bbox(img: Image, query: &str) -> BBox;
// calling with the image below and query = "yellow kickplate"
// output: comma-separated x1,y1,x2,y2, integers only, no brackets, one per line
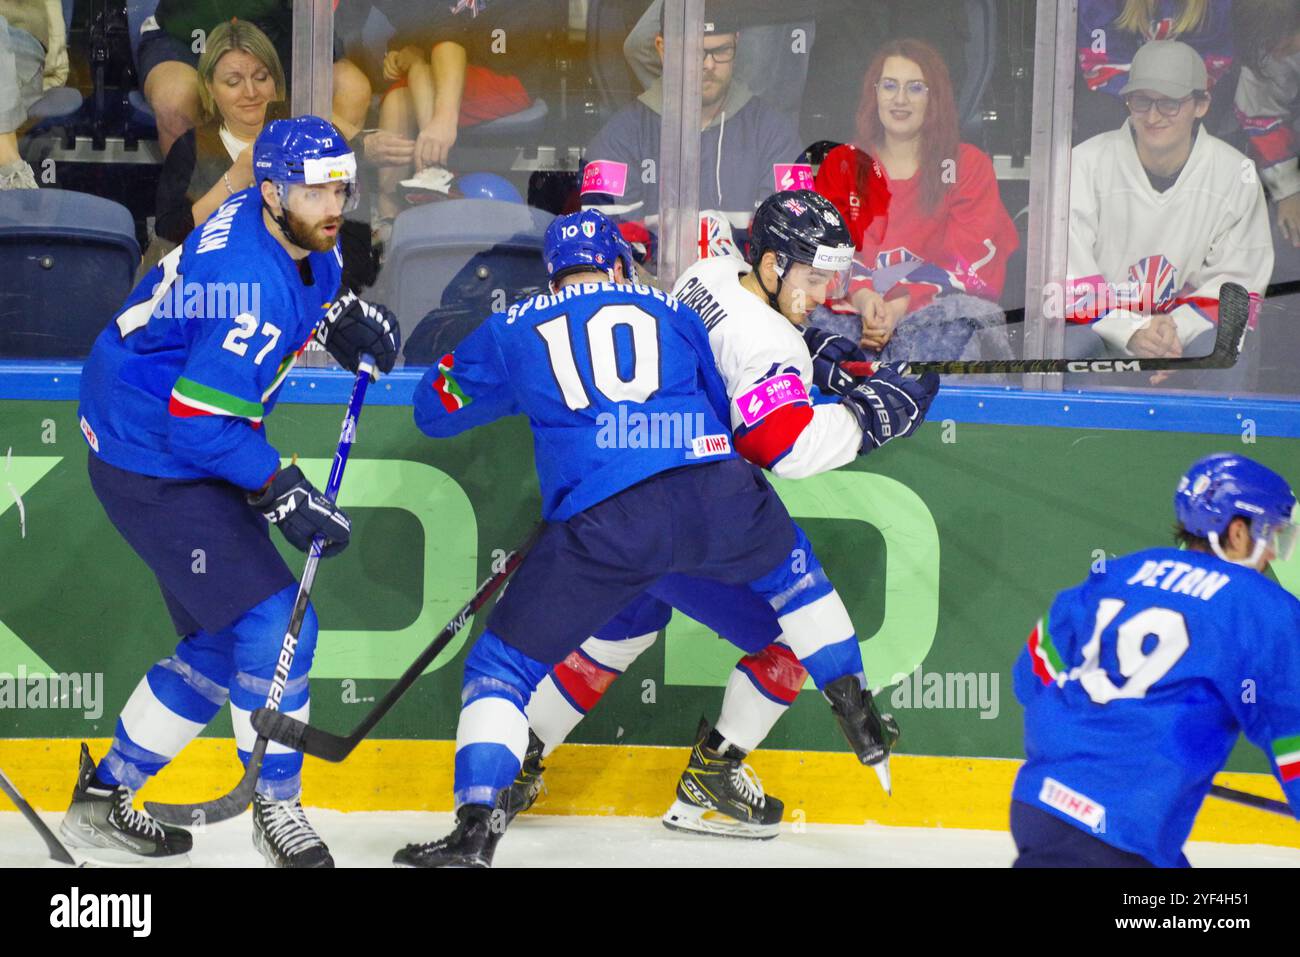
0,737,1292,848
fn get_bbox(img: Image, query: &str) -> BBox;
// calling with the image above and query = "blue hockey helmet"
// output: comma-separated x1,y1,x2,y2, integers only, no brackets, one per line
543,209,636,285
1174,453,1298,564
253,115,358,213
455,171,524,204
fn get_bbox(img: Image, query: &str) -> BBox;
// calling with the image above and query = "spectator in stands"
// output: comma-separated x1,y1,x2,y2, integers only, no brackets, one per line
140,19,286,271
1076,0,1235,143
368,0,547,229
0,0,68,190
1234,0,1300,260
813,38,1018,364
579,6,801,259
1064,40,1272,390
137,1,370,155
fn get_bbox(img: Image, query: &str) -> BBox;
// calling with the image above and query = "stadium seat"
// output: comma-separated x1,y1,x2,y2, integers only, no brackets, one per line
376,199,554,363
0,189,140,358
959,0,998,137
124,0,160,120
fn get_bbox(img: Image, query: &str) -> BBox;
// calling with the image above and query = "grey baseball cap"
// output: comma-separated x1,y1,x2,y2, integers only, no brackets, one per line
1119,40,1208,98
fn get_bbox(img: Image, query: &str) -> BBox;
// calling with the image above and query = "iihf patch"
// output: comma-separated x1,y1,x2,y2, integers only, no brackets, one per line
80,415,99,452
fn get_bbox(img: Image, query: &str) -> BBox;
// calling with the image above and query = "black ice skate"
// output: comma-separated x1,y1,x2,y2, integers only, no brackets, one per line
661,718,784,840
497,730,546,824
823,674,899,794
59,742,192,865
252,793,334,868
393,804,505,868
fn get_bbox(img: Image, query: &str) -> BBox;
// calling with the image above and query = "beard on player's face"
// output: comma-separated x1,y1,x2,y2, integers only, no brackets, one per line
283,204,341,252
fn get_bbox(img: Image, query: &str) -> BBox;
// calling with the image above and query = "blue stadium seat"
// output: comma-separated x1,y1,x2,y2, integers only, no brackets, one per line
376,199,554,360
125,0,160,120
0,190,140,358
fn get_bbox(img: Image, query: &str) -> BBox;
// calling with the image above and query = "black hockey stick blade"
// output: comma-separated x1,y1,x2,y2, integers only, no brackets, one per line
839,281,1252,376
0,767,80,865
253,525,543,761
145,738,266,827
1209,783,1293,817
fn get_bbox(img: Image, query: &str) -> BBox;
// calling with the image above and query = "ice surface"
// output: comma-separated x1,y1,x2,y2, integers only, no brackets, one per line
3,810,1298,868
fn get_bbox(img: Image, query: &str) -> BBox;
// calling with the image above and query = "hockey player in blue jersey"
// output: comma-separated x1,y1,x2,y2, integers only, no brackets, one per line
397,209,925,867
1012,453,1300,867
62,115,400,867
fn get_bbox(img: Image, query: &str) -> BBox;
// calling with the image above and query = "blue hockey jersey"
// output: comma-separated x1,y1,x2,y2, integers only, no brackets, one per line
413,281,736,520
1013,547,1300,867
78,189,342,490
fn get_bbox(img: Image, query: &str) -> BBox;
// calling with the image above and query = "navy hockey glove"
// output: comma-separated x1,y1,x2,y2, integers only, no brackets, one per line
841,362,940,451
318,290,401,375
802,325,866,397
248,464,352,557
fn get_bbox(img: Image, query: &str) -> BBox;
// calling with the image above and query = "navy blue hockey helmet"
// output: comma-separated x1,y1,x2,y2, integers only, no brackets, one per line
254,115,358,213
1174,453,1298,564
543,209,636,284
748,190,854,275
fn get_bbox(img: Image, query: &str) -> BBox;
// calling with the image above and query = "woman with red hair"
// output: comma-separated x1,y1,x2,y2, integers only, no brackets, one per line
813,38,1018,362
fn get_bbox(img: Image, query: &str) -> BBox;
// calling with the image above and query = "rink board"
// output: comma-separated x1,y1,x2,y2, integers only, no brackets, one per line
0,380,1298,842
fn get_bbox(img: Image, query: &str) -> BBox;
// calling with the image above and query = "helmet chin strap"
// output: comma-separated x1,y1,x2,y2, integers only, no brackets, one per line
754,257,783,311
1208,530,1269,567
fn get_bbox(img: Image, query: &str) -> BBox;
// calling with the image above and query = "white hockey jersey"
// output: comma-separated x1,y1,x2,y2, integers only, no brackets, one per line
1067,120,1273,355
672,256,863,479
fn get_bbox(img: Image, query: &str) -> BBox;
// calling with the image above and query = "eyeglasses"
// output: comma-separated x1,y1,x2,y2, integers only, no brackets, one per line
1124,94,1194,117
876,78,929,98
702,43,736,64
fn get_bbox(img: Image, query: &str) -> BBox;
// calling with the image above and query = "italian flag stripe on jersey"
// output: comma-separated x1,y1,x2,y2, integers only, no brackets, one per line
169,376,265,423
1272,735,1300,782
432,353,471,413
1028,617,1065,685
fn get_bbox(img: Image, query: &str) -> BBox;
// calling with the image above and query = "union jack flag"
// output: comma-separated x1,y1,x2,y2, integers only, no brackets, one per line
873,246,923,270
1128,254,1180,313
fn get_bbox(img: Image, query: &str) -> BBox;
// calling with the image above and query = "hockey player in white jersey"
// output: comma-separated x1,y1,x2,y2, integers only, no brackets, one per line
508,190,939,838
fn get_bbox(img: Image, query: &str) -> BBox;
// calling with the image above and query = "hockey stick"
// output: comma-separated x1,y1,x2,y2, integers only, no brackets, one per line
1209,784,1293,818
839,281,1251,377
145,356,376,826
251,524,543,761
0,766,79,865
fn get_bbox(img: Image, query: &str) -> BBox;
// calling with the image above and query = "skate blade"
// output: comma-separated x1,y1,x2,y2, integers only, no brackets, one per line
871,756,892,795
661,800,780,841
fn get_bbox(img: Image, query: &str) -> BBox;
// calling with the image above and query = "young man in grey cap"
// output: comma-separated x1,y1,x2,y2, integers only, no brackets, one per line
1063,40,1272,390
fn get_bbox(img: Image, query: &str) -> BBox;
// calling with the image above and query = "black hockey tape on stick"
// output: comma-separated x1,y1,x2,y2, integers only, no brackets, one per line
1209,784,1294,817
145,356,376,826
252,524,543,762
0,766,79,865
839,281,1252,377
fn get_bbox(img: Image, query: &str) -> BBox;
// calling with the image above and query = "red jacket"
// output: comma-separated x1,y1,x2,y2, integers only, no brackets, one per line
816,143,1018,311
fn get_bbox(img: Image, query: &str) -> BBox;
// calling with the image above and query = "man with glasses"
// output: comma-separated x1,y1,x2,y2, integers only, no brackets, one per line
1064,40,1272,390
579,7,802,268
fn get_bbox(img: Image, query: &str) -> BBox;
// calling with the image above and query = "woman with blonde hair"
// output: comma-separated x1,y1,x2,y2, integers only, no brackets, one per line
1076,0,1234,141
813,37,1018,364
141,19,288,272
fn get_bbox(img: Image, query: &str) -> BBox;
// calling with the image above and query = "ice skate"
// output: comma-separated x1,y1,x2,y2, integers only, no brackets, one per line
662,718,783,840
59,743,192,865
823,674,899,793
393,804,504,868
252,792,334,868
497,730,546,824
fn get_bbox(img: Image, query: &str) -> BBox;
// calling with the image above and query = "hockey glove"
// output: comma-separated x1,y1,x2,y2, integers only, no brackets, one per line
318,290,401,375
802,325,866,397
841,361,939,451
248,464,352,557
